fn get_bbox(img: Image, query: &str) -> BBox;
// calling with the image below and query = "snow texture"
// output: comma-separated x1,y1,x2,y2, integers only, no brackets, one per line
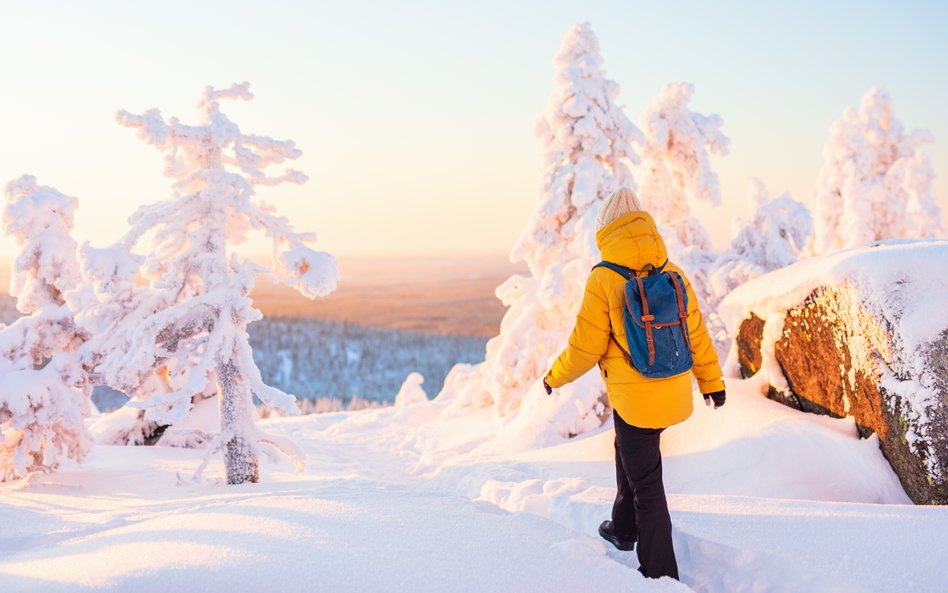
436,22,640,445
79,83,338,483
811,86,943,255
2,379,939,593
720,240,948,483
0,176,92,481
88,405,164,447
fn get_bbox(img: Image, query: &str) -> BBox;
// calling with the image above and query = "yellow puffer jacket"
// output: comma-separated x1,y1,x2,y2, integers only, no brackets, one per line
545,211,724,429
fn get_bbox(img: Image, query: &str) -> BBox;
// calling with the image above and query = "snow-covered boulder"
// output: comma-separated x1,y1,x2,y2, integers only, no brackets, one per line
722,240,948,504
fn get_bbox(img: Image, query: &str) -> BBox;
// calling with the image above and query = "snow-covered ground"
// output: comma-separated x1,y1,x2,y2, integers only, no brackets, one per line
2,379,943,593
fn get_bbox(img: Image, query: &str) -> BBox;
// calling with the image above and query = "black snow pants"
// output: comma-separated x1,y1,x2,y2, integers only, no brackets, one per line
610,409,679,580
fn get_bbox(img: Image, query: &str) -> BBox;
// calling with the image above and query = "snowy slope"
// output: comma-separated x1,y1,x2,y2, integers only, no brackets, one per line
1,380,944,593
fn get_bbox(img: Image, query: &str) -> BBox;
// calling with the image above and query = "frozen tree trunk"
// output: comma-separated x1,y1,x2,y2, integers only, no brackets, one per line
218,350,259,484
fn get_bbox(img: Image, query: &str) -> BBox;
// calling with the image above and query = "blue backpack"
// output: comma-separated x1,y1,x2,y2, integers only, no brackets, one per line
594,260,694,378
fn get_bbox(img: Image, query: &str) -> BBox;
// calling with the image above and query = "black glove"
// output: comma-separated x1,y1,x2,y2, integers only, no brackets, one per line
703,390,726,409
543,377,553,395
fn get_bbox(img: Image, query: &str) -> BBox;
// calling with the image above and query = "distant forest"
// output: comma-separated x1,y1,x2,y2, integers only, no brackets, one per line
248,317,487,405
0,294,487,411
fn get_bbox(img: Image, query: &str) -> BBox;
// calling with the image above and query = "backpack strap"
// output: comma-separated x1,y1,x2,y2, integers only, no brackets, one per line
668,272,693,354
594,259,670,278
593,261,637,368
633,275,657,365
608,333,633,366
593,261,635,278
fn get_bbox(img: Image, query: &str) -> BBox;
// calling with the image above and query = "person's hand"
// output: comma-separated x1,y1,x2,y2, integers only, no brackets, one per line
543,376,553,395
703,390,726,409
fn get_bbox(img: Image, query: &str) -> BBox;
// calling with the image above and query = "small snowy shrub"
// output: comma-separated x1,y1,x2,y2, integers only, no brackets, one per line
394,372,428,407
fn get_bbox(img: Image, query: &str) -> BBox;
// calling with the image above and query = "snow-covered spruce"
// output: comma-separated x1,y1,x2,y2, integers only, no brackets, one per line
634,81,729,342
84,83,338,484
810,86,943,256
436,22,641,444
636,81,729,252
0,176,92,481
708,178,812,340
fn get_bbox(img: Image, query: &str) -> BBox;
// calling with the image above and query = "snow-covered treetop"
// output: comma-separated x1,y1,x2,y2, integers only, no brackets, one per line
636,81,729,250
116,82,307,187
3,175,81,314
113,82,338,300
511,22,642,281
811,86,942,255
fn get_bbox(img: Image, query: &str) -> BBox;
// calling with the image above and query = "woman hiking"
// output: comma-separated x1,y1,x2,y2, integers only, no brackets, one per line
543,187,726,581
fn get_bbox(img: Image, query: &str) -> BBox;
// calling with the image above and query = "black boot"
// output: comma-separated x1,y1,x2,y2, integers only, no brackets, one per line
599,520,636,551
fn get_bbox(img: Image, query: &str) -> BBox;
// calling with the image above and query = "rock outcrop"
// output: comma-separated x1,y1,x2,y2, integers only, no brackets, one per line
723,241,948,504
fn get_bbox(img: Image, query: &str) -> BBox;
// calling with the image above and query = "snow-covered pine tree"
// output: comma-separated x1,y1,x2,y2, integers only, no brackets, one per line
91,83,338,484
510,22,642,299
709,178,812,307
634,81,729,339
811,86,943,255
438,23,641,442
636,82,729,252
0,176,92,480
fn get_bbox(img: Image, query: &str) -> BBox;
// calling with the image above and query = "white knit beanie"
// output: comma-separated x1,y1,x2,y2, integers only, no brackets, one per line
597,187,643,231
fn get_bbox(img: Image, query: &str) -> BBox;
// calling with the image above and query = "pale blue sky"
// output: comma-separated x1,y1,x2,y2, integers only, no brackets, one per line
0,0,945,257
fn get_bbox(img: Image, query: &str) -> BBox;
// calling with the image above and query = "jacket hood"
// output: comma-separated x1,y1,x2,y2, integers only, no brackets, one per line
595,211,668,269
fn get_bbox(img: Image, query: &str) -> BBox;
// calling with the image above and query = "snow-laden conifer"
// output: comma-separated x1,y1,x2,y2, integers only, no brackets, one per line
623,81,731,354
636,82,729,251
87,83,338,484
439,23,640,442
811,86,942,255
634,82,729,313
0,176,91,480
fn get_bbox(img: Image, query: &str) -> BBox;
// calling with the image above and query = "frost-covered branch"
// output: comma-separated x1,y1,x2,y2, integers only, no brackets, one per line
3,176,82,314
